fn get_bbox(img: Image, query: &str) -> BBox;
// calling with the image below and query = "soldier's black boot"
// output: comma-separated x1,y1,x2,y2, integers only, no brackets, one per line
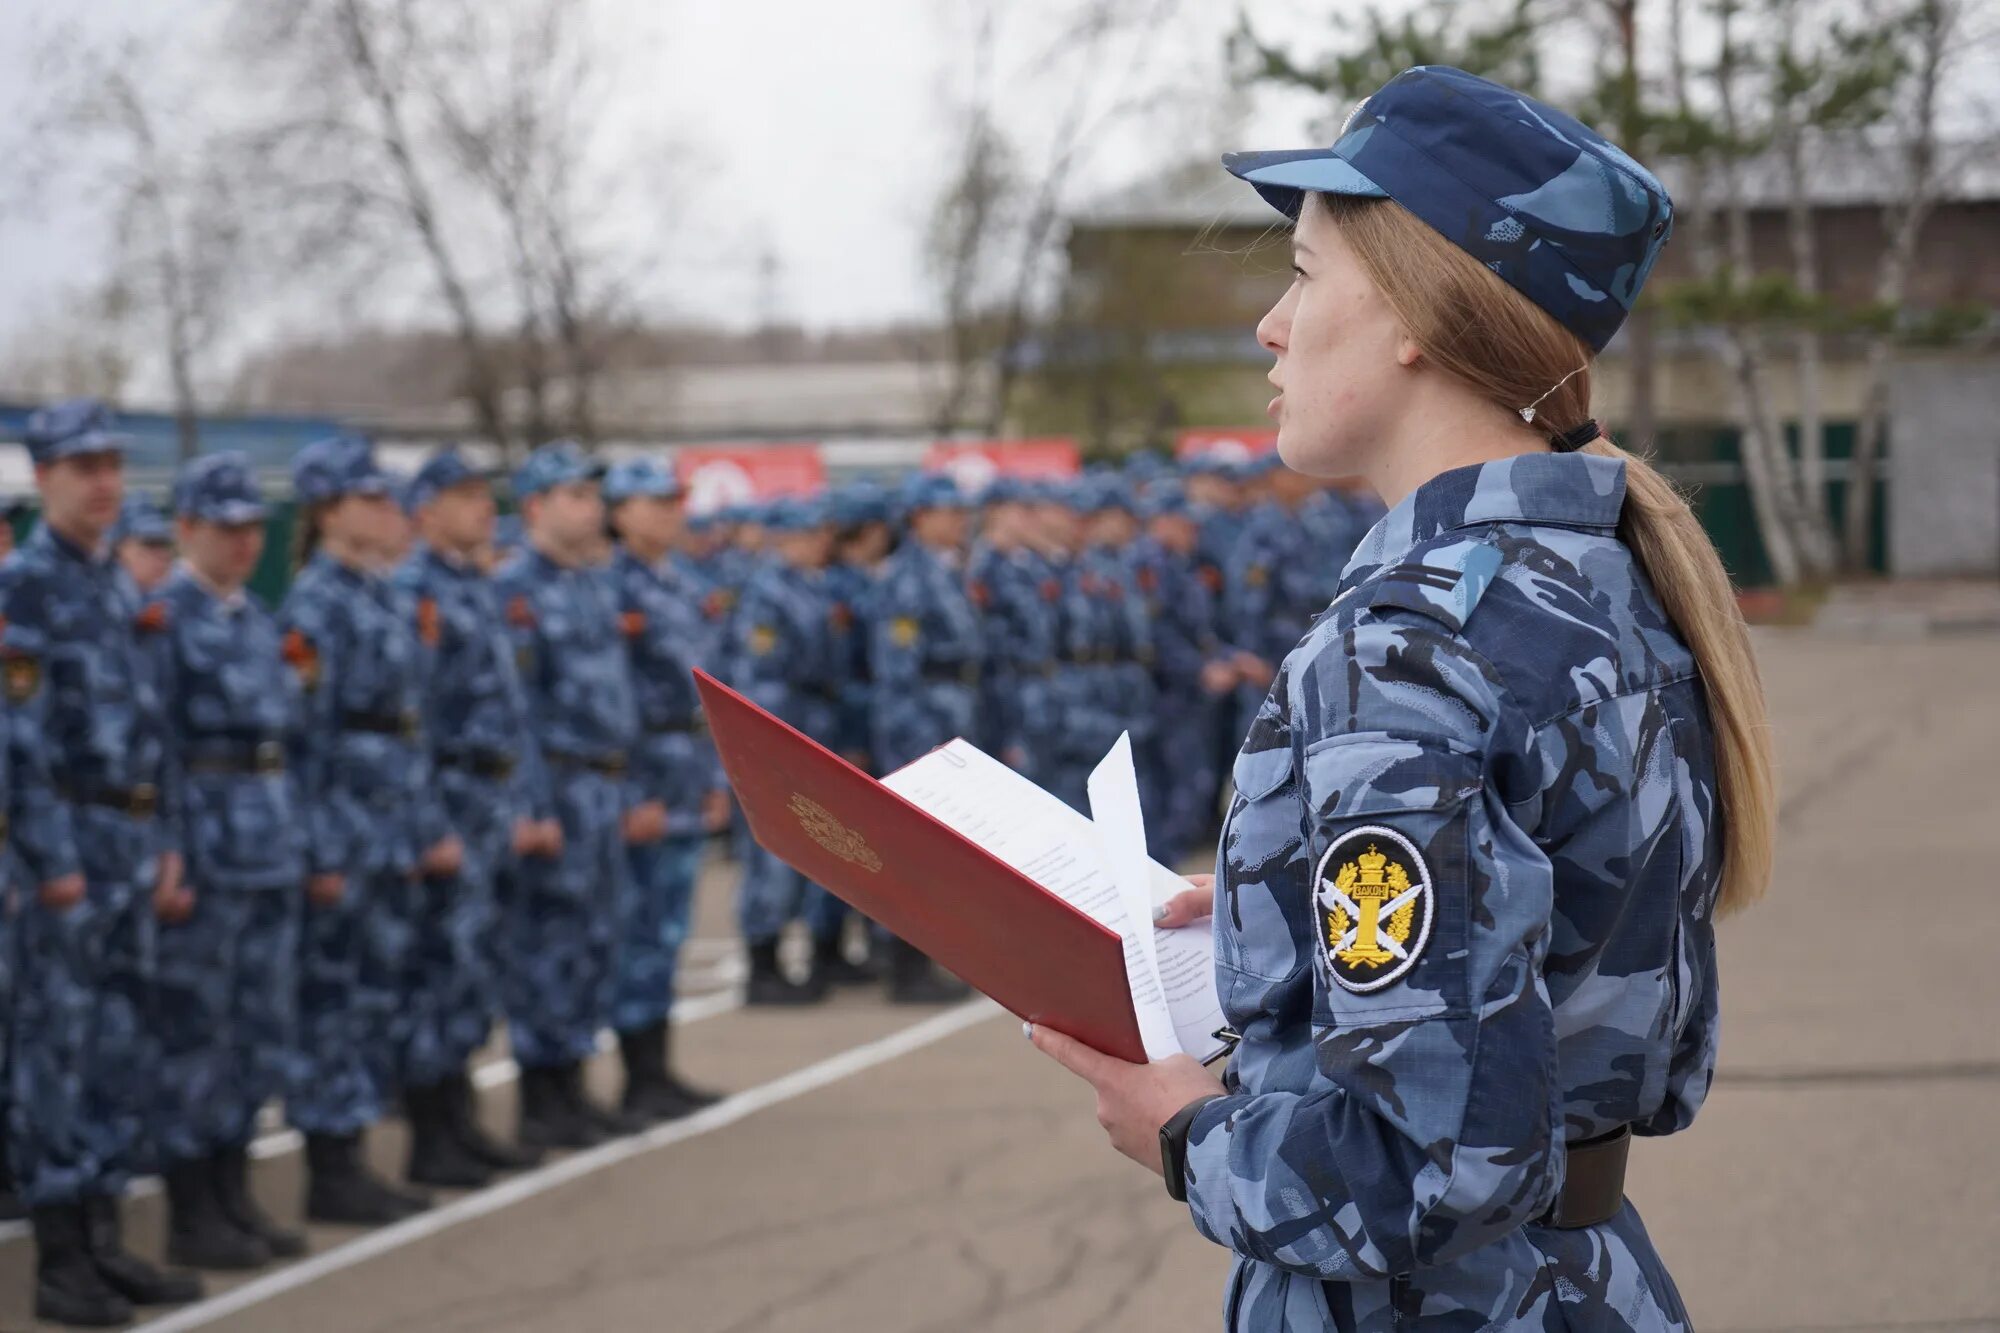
444,1068,543,1170
33,1203,133,1327
562,1059,649,1138
516,1063,606,1151
304,1132,431,1225
619,1021,723,1121
404,1081,494,1191
814,930,880,987
213,1143,307,1258
745,938,827,1006
0,1150,24,1222
166,1157,269,1270
82,1191,204,1305
886,936,972,1005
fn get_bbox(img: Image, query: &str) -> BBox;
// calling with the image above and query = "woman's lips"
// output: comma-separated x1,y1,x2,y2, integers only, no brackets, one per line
1265,394,1283,420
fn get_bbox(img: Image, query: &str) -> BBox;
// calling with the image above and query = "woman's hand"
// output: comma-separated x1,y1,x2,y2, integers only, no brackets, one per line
1028,1025,1227,1176
1153,873,1215,929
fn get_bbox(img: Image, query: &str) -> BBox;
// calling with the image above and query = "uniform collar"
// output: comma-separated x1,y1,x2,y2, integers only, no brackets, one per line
34,520,113,568
1342,451,1627,583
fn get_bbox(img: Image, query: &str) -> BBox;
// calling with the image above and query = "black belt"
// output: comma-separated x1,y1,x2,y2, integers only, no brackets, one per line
340,710,419,741
543,749,627,777
185,739,287,776
1060,650,1111,665
921,663,980,685
56,781,159,819
644,718,707,737
437,749,517,780
1535,1127,1631,1229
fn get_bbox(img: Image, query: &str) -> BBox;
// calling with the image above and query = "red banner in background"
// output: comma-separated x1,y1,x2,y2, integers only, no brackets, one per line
923,438,1081,494
675,444,826,515
1174,429,1278,462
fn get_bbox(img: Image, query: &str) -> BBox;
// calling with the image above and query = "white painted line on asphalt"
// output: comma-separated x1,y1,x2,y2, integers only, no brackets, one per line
0,982,749,1245
132,997,1000,1332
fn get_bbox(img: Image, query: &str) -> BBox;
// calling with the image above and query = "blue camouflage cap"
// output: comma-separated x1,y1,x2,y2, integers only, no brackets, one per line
513,439,600,499
113,495,172,545
761,496,832,533
602,456,681,504
173,452,268,524
1136,481,1190,519
897,472,969,515
406,445,490,511
293,433,393,505
980,477,1031,507
22,398,133,465
830,481,889,527
1223,65,1673,352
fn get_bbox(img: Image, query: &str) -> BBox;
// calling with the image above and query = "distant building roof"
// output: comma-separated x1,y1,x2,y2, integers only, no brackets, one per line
1073,136,2000,229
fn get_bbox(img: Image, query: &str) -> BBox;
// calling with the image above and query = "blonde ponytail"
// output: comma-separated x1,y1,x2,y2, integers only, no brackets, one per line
1322,193,1776,915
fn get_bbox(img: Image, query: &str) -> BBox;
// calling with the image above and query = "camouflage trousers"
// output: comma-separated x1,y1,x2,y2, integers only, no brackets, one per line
1145,683,1224,865
734,825,828,946
501,771,624,1071
398,870,498,1088
289,873,388,1136
6,883,156,1207
610,833,702,1033
153,888,300,1164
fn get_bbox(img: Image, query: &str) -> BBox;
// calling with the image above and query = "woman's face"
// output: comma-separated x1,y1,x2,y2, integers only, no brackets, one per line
1257,195,1412,480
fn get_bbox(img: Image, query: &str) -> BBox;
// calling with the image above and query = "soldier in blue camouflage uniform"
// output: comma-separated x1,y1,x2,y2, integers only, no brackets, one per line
1080,481,1157,786
2,399,204,1324
1132,482,1236,865
869,475,977,1003
148,454,308,1273
493,442,649,1148
393,447,548,1185
967,478,1059,786
727,498,842,1005
282,433,459,1225
1031,67,1758,1332
602,458,727,1114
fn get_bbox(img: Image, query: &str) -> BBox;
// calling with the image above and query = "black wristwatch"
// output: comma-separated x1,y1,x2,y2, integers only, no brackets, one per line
1160,1095,1225,1203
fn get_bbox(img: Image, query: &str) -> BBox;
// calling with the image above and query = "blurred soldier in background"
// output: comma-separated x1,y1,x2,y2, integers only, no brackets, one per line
2,399,202,1325
869,475,976,1004
394,447,548,1186
493,442,648,1149
728,498,841,1006
282,434,459,1226
968,479,1059,785
603,458,728,1116
1079,481,1157,795
112,496,175,595
1132,482,1237,865
150,453,308,1272
0,496,26,560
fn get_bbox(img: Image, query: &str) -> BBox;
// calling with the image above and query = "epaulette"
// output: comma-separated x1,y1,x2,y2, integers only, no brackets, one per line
1365,539,1503,633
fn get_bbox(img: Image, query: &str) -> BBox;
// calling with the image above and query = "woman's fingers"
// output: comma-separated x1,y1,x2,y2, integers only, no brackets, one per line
1027,1022,1118,1084
1153,884,1215,929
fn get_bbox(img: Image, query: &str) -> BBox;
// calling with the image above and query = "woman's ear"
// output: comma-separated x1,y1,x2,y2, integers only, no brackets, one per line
1395,336,1424,369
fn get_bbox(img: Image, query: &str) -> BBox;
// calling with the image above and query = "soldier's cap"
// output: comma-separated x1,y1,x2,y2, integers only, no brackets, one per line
980,477,1032,507
23,398,133,465
1223,65,1673,353
762,496,831,533
1229,452,1283,482
113,495,173,546
898,472,969,516
1137,482,1190,519
1076,478,1133,516
602,456,682,504
1121,451,1168,482
293,433,393,505
407,445,491,511
830,481,889,528
513,440,602,499
173,452,267,525
1179,453,1240,480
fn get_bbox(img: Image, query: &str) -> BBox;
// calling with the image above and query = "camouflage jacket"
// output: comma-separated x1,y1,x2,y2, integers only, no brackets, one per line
1188,452,1716,1332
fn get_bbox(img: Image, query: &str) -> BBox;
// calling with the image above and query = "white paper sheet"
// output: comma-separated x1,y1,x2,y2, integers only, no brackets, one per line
882,738,1227,1063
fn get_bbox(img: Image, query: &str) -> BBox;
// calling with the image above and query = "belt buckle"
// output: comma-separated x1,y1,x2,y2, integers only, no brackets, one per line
254,740,284,774
130,783,159,819
400,711,420,742
959,663,978,686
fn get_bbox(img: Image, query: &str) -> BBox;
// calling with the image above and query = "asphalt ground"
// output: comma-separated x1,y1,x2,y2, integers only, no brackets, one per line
3,630,1996,1332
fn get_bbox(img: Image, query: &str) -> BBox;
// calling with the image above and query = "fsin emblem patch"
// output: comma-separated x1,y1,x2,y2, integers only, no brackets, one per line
1315,826,1433,993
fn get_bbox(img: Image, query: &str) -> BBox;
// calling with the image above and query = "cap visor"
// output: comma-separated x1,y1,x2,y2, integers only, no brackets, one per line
50,431,134,460
1222,149,1387,218
213,500,268,524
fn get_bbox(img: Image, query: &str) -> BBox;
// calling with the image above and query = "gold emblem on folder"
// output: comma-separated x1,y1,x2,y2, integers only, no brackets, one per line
788,793,882,873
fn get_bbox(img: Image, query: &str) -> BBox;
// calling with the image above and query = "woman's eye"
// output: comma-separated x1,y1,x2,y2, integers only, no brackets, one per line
1290,264,1307,281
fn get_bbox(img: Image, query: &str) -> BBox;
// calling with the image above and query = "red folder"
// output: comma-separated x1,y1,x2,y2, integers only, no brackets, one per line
694,669,1147,1063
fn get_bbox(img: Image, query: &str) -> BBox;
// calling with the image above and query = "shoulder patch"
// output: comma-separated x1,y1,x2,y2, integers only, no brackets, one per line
1365,541,1502,633
3,653,41,702
1315,826,1433,993
417,596,441,647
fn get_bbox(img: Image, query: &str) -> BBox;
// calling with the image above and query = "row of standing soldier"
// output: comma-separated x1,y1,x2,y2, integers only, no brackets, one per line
0,397,1372,1327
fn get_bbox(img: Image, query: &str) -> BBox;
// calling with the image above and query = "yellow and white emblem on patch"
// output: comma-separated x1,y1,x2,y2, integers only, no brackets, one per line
749,624,778,656
890,616,919,648
1315,826,1433,993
